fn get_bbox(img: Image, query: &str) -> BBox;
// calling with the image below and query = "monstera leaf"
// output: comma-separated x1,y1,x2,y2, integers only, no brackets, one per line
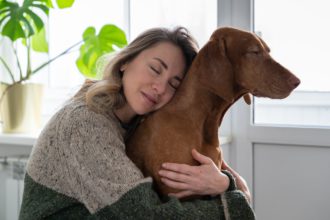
76,24,127,79
31,27,48,52
56,0,74,8
0,0,50,41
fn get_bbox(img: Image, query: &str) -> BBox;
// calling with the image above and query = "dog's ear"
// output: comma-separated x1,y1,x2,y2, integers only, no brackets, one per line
198,37,236,103
243,93,252,105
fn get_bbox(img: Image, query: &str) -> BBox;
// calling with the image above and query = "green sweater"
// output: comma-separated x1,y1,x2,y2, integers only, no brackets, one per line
19,100,255,219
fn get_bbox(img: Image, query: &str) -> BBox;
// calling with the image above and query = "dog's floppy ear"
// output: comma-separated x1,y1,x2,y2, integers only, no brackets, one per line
243,93,252,105
198,37,235,103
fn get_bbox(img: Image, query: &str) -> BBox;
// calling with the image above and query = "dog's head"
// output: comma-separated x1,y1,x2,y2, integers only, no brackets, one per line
198,27,300,104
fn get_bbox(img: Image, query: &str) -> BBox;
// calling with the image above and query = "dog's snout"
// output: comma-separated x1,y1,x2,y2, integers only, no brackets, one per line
288,75,300,89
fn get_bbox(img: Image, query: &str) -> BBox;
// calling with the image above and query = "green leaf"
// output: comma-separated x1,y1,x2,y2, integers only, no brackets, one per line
82,26,96,40
76,24,127,79
0,0,49,41
56,0,75,9
28,4,49,16
31,27,48,52
45,0,54,8
2,18,26,41
76,56,91,77
25,9,44,31
99,24,127,48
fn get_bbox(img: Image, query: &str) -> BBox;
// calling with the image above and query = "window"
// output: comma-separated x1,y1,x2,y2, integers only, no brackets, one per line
253,0,330,127
130,0,217,47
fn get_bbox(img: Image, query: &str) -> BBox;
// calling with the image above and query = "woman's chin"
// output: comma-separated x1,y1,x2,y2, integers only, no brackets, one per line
133,106,154,116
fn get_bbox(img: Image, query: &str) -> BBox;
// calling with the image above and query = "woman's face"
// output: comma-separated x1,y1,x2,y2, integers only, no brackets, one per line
121,42,186,116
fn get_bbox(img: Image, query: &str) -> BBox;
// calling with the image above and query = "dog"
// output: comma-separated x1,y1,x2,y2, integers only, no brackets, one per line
126,27,300,197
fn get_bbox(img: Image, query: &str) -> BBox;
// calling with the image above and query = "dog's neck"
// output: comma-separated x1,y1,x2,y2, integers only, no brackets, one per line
162,69,247,145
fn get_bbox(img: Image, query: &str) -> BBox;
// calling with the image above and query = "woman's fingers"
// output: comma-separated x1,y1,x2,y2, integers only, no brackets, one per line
221,160,229,170
160,149,212,176
160,177,190,190
158,169,191,183
191,149,212,165
222,161,238,176
161,162,196,176
221,160,252,203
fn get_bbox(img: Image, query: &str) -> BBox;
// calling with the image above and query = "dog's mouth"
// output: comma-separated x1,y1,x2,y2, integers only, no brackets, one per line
251,89,270,98
252,88,291,99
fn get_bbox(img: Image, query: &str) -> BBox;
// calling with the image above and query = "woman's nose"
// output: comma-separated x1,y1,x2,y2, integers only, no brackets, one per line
152,80,167,95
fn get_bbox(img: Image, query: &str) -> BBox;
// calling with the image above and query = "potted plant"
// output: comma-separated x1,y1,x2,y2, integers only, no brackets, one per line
0,0,127,133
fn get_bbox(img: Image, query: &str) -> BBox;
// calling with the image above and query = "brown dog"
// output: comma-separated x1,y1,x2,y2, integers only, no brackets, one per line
126,27,300,196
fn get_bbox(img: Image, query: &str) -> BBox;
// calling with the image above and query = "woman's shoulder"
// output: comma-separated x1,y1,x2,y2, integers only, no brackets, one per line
53,99,119,127
39,99,124,141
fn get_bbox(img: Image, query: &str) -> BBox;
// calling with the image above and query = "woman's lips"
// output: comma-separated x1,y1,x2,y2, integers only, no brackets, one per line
141,92,157,105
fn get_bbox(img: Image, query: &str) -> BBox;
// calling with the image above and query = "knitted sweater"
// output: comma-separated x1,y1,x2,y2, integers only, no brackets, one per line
19,99,255,220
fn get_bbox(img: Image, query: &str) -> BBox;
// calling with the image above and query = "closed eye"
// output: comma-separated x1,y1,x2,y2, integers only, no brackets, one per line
249,49,260,55
247,45,261,55
150,66,160,74
246,49,262,57
169,78,182,90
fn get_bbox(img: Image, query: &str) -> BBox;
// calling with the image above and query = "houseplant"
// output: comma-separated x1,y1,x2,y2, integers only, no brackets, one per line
0,0,127,133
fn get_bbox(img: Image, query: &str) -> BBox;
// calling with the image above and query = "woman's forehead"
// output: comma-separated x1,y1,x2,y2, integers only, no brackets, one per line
144,42,185,65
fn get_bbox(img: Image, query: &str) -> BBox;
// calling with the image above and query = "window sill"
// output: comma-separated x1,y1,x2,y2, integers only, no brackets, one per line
0,131,40,146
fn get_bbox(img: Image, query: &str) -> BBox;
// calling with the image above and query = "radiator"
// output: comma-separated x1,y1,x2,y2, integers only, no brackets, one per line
0,156,28,220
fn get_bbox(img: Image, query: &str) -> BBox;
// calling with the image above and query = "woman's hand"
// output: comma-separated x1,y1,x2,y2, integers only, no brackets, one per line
158,149,229,199
221,160,252,203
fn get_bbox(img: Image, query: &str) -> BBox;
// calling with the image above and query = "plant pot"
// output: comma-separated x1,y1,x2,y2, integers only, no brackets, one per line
0,83,43,133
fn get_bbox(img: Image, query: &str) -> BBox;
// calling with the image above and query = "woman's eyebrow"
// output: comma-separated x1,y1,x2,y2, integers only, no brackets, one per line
153,57,168,70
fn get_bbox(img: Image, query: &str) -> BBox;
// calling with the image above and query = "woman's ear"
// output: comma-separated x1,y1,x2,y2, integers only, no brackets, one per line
120,63,128,72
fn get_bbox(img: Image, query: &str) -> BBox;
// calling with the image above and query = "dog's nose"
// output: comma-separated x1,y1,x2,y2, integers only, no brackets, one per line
288,75,300,88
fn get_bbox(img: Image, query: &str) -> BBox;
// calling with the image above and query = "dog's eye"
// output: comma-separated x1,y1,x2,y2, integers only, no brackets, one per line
249,49,260,54
247,46,261,55
247,49,261,56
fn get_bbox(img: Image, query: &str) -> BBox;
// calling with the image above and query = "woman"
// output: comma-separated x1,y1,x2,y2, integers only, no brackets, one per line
19,27,253,219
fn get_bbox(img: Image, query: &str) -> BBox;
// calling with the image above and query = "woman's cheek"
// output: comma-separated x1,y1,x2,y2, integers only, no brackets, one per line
164,92,175,105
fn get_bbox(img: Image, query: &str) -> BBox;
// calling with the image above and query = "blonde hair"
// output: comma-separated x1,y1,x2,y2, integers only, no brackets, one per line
74,27,199,114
